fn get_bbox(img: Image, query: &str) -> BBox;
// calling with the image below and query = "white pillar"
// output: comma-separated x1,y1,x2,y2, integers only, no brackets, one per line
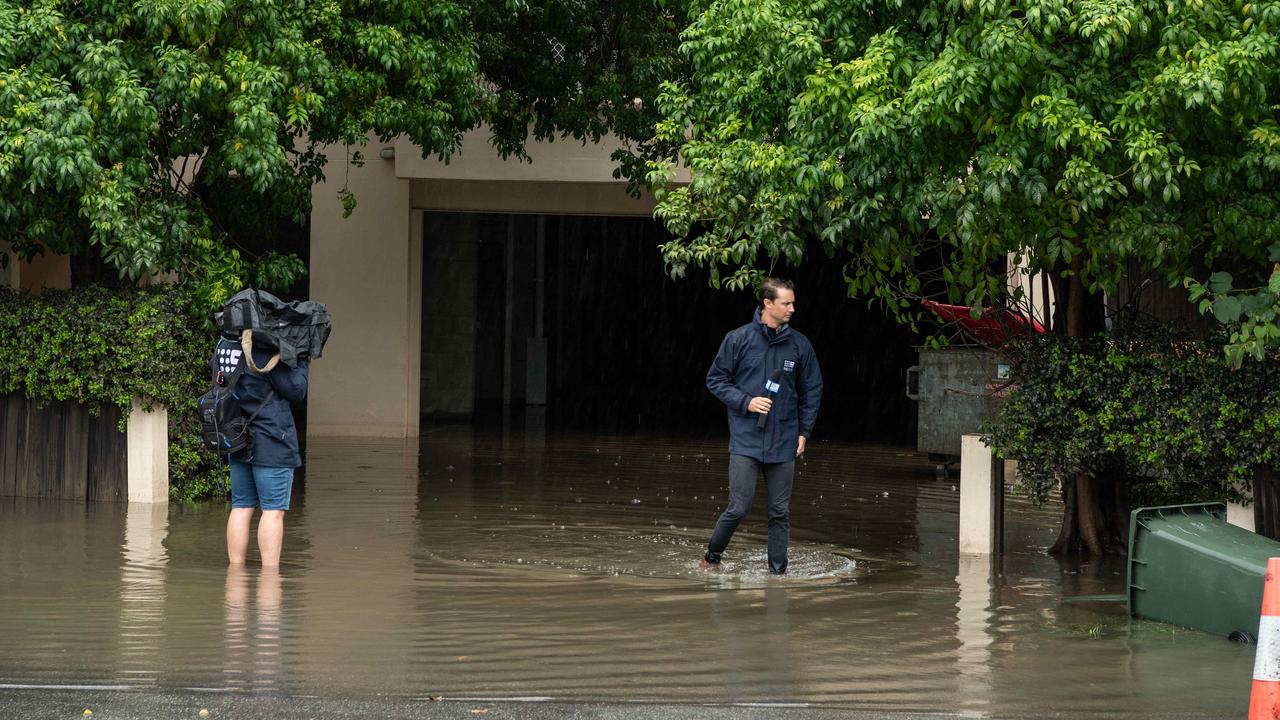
1007,250,1055,330
127,399,169,503
1228,489,1255,533
960,433,1001,555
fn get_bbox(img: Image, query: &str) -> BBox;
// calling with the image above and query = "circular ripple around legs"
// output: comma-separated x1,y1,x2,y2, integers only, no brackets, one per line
425,525,867,587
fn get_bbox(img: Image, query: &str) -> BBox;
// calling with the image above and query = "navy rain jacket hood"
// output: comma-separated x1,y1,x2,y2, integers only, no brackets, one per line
706,307,823,463
210,337,309,468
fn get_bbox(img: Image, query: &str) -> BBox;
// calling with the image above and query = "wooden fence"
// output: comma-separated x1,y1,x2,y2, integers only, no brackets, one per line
0,394,127,501
1253,466,1280,541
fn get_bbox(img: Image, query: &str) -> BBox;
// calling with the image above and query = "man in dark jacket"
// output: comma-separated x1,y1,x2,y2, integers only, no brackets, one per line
211,333,309,568
700,278,823,574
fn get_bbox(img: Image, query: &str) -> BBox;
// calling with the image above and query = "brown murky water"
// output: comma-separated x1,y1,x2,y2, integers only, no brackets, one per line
0,425,1253,716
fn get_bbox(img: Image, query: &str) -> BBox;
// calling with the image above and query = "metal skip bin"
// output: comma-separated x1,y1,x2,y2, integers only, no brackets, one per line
906,348,1009,461
1128,503,1280,638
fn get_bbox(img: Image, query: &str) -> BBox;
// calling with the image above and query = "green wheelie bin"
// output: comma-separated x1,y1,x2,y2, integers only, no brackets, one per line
1128,502,1280,639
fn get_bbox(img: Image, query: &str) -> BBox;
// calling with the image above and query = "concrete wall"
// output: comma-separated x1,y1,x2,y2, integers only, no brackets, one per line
308,144,421,437
395,129,648,184
411,179,655,216
309,129,661,437
19,250,72,292
0,242,72,293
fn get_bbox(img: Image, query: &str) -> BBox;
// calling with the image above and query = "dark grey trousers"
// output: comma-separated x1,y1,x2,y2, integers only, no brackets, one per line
706,454,795,573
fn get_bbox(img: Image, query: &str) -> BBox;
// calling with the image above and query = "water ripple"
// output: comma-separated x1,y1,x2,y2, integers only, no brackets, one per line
0,429,1254,715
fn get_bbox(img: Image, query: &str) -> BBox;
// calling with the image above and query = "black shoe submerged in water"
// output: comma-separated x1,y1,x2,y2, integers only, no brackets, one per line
699,550,722,570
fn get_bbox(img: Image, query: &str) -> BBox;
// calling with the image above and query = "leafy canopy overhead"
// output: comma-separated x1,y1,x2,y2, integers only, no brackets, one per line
0,0,680,302
1,0,489,298
475,0,685,191
650,0,1280,337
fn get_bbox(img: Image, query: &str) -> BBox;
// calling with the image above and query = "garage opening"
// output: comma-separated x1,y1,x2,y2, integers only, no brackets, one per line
420,212,917,443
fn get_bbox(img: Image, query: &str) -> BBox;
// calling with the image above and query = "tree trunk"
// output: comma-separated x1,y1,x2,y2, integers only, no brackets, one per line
1048,255,1123,557
1109,468,1130,550
1050,466,1128,556
1051,474,1108,555
1066,256,1087,338
1052,476,1079,553
1075,473,1107,555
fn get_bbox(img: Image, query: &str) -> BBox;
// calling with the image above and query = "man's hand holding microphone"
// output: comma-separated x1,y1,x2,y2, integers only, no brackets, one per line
750,370,804,457
747,396,774,415
752,371,782,429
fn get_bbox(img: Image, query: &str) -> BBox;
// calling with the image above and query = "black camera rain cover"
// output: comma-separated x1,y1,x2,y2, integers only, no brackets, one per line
215,289,331,367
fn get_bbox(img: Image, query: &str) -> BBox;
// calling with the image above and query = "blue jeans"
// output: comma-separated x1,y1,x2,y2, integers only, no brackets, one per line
230,461,295,511
706,454,794,573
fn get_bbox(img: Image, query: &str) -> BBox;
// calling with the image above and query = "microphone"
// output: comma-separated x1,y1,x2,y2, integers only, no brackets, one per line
757,370,782,429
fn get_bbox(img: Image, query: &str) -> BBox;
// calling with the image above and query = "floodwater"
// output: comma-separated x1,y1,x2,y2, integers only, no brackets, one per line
0,424,1254,717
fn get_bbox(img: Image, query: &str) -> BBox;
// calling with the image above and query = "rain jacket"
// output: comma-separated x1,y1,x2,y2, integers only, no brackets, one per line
209,336,309,468
706,307,823,463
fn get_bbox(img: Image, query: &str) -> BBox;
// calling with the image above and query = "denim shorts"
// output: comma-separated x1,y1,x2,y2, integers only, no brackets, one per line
229,461,295,510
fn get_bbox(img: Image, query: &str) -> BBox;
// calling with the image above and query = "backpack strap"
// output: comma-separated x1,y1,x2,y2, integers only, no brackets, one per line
242,388,276,424
214,343,275,460
241,329,280,374
221,341,277,416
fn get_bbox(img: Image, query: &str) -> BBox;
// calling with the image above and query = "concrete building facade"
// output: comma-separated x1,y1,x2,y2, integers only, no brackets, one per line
307,131,660,438
0,242,71,293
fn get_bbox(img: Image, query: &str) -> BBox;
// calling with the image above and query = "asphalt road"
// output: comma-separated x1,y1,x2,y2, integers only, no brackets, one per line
0,688,1234,720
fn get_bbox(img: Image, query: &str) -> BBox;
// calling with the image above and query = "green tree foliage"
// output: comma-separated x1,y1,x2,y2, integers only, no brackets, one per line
474,0,686,193
0,0,682,303
1186,243,1280,366
0,285,221,500
0,0,491,303
650,0,1280,323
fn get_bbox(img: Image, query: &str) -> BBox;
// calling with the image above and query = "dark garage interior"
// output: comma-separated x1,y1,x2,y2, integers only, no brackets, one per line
421,212,919,444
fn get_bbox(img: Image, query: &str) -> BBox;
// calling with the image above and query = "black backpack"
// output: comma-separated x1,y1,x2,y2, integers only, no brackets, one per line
197,347,273,461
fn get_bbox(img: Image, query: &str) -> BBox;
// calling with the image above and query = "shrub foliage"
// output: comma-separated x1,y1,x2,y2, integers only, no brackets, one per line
0,285,222,500
985,325,1280,508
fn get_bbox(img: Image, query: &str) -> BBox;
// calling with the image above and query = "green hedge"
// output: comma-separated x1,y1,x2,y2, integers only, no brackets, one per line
0,284,224,501
985,324,1280,507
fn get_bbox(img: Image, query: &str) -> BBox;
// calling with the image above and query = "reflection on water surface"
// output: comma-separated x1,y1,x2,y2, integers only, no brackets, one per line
0,425,1253,716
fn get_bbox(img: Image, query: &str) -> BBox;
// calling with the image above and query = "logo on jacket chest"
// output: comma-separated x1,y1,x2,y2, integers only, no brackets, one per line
783,359,796,373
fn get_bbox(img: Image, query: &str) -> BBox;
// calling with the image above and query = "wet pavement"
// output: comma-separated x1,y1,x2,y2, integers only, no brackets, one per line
0,425,1255,718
